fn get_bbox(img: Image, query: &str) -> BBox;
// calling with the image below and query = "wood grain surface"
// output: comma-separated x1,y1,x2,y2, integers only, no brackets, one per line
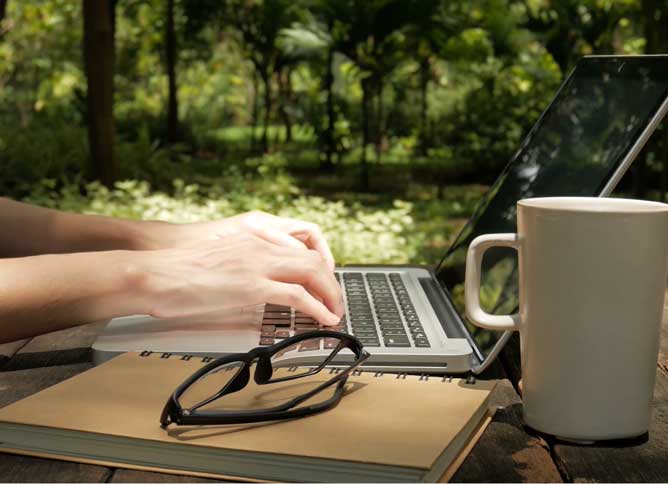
1,302,668,483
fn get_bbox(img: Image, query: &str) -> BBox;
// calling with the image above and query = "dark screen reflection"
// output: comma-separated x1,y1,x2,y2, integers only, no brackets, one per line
436,57,668,358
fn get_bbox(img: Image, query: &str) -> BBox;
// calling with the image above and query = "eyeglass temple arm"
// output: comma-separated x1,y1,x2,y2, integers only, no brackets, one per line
285,350,370,410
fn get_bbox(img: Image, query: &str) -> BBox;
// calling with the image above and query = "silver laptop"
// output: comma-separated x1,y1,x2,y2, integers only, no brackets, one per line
93,55,668,374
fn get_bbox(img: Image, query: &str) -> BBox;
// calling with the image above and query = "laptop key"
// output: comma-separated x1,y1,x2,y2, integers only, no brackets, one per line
353,328,376,335
299,340,321,351
265,304,290,312
352,321,375,328
415,341,431,348
382,328,408,336
264,311,292,319
262,318,292,326
295,317,315,324
259,337,275,345
324,338,341,349
384,336,411,347
378,318,403,324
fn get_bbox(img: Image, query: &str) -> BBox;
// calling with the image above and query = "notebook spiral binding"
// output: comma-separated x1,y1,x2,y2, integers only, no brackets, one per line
137,351,475,383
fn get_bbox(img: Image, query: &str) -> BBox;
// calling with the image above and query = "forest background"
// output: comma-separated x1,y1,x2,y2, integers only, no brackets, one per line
0,0,666,266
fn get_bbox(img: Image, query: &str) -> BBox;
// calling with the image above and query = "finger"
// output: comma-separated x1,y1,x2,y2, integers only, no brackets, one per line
268,249,344,317
284,221,335,271
247,213,336,271
253,226,309,251
265,281,342,326
268,247,340,308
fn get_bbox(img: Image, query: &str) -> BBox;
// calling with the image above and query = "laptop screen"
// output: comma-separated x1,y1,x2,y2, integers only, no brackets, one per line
435,56,668,360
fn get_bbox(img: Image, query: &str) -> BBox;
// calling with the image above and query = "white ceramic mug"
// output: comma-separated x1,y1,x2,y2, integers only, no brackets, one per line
465,197,668,441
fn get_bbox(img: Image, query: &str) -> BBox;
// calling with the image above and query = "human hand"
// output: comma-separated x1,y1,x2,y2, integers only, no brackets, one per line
139,211,335,271
135,232,343,325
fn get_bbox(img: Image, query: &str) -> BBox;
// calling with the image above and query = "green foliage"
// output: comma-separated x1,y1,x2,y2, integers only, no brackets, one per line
0,120,88,194
2,0,665,233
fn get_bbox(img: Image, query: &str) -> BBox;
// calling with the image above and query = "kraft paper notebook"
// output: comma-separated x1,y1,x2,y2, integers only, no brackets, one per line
0,352,495,482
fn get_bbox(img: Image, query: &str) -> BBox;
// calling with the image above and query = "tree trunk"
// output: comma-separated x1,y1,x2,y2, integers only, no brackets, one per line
375,76,384,165
277,68,292,143
418,57,430,156
250,69,259,152
261,71,272,153
0,0,7,25
165,0,179,144
322,45,335,170
360,77,371,191
0,0,7,39
82,0,116,187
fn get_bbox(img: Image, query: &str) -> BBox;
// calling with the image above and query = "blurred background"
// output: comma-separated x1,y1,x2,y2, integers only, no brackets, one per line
0,0,666,266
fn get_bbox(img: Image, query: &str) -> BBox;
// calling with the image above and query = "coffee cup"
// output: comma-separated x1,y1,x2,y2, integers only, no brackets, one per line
464,197,668,441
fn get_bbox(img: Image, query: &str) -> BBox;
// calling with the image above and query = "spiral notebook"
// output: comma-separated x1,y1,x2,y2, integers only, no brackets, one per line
0,352,495,482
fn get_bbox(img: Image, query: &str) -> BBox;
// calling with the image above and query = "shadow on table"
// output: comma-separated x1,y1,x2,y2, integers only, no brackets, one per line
0,347,92,371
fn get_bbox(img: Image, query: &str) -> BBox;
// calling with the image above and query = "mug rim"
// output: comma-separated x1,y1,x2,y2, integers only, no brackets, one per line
518,196,668,213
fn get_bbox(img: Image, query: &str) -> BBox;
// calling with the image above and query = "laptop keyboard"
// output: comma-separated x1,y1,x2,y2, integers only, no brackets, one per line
259,272,431,349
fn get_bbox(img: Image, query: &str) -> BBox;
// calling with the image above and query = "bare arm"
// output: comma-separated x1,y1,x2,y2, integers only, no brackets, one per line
0,197,163,257
0,201,342,342
0,250,146,343
0,233,343,344
0,200,336,273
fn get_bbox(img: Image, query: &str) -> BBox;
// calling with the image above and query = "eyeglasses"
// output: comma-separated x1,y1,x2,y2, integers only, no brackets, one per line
160,330,370,427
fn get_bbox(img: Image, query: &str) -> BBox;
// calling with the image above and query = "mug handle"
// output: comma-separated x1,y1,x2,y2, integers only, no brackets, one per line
465,233,521,331
466,234,521,374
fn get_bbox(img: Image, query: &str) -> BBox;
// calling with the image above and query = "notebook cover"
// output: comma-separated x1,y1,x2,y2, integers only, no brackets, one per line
0,352,495,479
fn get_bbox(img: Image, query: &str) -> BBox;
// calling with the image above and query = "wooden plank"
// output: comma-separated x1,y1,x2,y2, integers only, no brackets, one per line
0,339,29,369
109,469,217,483
17,321,108,353
0,454,112,483
2,321,107,371
0,323,560,483
551,366,668,483
453,379,563,483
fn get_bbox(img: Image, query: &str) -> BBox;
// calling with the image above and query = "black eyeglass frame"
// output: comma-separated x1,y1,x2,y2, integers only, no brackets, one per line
160,330,370,427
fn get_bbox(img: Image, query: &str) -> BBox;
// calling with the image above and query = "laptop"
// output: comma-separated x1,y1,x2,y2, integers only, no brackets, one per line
93,55,668,374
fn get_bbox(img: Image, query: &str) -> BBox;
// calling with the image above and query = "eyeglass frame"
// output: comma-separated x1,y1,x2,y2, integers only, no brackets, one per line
160,330,370,427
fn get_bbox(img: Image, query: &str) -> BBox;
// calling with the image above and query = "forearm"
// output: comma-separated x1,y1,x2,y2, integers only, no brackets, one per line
0,251,149,343
0,197,169,257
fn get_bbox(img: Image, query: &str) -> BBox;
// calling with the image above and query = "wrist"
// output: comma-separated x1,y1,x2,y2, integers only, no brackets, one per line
99,250,155,316
120,249,177,317
124,219,182,251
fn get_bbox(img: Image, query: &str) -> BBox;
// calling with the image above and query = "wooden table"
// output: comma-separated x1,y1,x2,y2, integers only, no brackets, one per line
1,301,668,483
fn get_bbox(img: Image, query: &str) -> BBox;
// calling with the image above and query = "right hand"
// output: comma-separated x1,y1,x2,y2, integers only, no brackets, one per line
136,232,344,325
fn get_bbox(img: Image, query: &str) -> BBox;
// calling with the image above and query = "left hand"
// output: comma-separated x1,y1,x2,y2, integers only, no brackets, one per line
139,211,336,271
